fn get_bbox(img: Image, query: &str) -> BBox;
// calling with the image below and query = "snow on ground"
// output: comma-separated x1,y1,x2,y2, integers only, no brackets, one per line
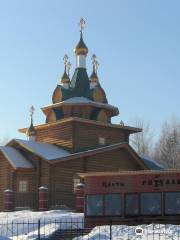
1,211,180,239
74,224,180,240
0,210,83,239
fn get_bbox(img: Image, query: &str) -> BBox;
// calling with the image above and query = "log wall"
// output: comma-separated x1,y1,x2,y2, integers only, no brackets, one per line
50,148,142,208
0,153,14,210
74,122,129,152
35,121,73,150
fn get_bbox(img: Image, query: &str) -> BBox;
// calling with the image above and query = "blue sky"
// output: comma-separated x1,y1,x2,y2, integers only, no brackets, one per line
0,0,179,141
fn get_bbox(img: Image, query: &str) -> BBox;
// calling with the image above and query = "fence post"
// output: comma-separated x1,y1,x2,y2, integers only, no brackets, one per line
75,183,85,213
38,219,40,240
110,220,112,240
38,186,48,211
4,189,14,211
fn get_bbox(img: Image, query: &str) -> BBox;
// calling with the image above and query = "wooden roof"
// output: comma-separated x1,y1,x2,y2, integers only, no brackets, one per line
19,117,142,134
0,146,34,169
41,97,119,116
6,139,148,170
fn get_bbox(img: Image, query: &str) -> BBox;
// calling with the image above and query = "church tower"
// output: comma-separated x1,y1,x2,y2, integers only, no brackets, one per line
19,18,141,152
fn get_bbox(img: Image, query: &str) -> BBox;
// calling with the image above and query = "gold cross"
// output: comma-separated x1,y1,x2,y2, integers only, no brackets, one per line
92,54,99,73
63,54,68,65
63,54,68,72
79,17,85,33
94,60,99,73
92,54,97,65
67,62,71,76
29,105,35,118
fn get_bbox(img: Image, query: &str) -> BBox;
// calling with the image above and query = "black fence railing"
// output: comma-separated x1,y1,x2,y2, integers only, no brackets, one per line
0,219,180,239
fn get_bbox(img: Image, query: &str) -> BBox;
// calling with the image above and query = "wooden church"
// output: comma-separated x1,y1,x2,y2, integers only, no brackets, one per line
0,19,157,211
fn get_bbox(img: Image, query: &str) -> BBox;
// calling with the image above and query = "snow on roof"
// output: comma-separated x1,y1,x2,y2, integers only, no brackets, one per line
141,155,165,170
62,97,118,110
14,139,71,161
43,97,118,112
0,146,33,169
62,96,92,104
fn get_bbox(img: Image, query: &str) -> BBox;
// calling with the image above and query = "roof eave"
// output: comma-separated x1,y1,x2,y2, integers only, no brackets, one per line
18,117,142,134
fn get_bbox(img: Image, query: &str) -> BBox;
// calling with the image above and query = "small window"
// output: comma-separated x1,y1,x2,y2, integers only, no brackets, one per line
141,193,161,215
19,181,28,192
125,193,139,216
86,195,103,216
105,194,122,216
99,137,106,145
164,192,180,215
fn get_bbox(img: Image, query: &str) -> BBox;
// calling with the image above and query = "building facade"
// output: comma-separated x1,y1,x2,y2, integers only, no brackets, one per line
79,171,180,226
0,19,156,211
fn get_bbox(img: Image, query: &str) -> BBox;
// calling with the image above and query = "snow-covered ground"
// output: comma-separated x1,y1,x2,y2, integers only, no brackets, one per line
0,210,83,239
74,224,180,240
0,211,180,239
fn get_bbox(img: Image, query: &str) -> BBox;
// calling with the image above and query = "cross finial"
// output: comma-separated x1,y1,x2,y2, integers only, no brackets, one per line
92,54,96,64
29,105,35,122
79,17,85,33
94,60,99,73
63,54,68,72
92,54,99,73
67,61,71,77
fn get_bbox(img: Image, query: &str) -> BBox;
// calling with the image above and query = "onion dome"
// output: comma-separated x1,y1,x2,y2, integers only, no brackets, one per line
61,54,70,84
74,18,88,56
26,106,36,139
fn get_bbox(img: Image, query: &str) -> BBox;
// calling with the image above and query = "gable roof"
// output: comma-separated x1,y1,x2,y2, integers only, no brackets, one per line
7,139,71,161
6,139,148,170
0,146,33,169
50,142,149,170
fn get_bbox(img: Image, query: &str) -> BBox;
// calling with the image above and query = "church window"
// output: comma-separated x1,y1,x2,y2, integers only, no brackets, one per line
19,181,28,192
99,137,106,145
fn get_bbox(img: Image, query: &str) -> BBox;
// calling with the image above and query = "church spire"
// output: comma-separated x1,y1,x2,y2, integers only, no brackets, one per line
74,18,88,68
90,54,99,89
61,54,70,89
26,106,36,141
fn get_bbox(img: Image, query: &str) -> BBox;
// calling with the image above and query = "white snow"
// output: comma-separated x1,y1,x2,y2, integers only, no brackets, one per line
62,97,118,111
13,139,71,161
0,210,83,239
62,97,93,104
0,210,180,239
0,147,33,169
74,224,180,240
43,96,118,112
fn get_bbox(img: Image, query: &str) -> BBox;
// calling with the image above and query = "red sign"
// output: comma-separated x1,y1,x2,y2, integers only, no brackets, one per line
84,172,180,194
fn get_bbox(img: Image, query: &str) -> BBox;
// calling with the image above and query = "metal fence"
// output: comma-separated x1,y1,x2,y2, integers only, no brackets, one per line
0,219,180,239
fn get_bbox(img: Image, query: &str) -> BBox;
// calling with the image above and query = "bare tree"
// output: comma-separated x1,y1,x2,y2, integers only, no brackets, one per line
130,119,154,157
154,118,180,169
